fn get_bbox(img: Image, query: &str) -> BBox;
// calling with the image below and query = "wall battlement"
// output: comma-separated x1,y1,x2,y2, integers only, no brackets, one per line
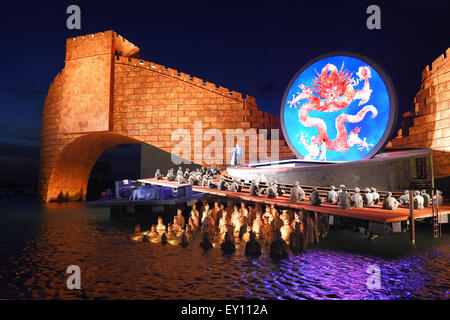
67,30,248,103
420,48,450,82
66,30,140,60
69,31,108,42
67,30,136,48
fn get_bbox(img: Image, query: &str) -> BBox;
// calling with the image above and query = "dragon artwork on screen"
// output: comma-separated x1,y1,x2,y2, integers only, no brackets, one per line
281,54,393,162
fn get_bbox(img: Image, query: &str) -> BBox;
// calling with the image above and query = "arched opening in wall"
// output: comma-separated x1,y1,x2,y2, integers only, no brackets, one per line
45,132,141,202
87,142,202,201
86,144,141,201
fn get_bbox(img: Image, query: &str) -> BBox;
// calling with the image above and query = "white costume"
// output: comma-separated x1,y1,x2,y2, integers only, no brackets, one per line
230,144,243,166
318,141,327,161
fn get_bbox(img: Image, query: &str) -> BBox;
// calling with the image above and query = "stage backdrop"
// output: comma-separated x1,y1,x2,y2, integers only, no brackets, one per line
281,53,397,162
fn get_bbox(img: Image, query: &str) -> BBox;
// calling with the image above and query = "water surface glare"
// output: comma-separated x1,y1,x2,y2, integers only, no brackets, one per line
0,198,449,299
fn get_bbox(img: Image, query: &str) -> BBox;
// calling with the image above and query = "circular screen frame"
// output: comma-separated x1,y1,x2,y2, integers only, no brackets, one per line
280,51,398,161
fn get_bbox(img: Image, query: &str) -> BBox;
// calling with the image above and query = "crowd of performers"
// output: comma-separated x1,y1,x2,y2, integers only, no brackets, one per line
154,165,221,186
131,167,446,258
133,200,330,260
155,167,444,211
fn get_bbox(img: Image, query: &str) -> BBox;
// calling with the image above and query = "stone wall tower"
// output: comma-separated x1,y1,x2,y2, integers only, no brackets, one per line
387,48,450,180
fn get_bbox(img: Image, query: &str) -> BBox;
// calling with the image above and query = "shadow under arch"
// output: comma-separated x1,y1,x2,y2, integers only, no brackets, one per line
86,143,142,202
46,132,141,202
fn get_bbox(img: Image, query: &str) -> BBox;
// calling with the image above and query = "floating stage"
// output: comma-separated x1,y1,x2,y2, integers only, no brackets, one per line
139,178,450,225
86,194,203,208
86,182,204,222
226,149,434,192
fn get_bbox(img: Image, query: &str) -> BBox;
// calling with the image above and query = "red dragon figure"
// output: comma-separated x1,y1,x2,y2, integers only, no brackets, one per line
288,62,378,157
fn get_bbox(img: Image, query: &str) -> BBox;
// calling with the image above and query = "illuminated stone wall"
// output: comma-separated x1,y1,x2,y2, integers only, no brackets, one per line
387,48,450,179
39,31,294,202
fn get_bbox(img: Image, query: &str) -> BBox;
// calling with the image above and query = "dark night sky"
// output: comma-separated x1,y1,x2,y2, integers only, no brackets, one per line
0,0,448,185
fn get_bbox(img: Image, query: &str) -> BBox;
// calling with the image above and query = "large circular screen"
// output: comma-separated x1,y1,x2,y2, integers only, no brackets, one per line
281,52,397,162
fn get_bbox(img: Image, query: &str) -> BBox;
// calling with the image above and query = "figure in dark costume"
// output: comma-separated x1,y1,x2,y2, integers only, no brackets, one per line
338,186,352,210
245,232,262,257
289,222,305,254
310,187,323,206
269,230,289,260
161,233,168,245
220,232,236,254
249,180,261,196
180,231,188,247
200,233,213,251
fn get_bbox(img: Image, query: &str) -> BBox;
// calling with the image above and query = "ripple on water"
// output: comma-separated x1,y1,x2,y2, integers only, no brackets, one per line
0,199,449,299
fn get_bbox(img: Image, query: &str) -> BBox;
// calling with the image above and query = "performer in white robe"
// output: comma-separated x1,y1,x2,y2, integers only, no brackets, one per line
318,140,327,161
230,144,243,166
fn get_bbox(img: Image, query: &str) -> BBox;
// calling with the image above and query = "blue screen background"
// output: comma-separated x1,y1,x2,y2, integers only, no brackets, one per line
282,56,390,162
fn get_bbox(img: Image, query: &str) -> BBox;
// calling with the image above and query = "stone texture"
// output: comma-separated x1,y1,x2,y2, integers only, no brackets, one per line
387,48,450,179
39,31,294,202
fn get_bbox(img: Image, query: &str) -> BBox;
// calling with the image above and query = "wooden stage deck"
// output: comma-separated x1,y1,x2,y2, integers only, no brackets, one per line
138,178,450,224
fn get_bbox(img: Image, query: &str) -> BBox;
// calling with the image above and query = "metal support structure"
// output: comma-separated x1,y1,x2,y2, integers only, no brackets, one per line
436,190,442,237
409,189,415,245
432,189,437,237
431,189,442,238
429,156,442,238
432,189,438,238
429,154,435,189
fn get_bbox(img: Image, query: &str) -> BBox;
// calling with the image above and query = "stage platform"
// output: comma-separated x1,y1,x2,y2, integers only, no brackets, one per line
86,182,203,208
138,178,450,224
227,149,434,192
86,194,203,208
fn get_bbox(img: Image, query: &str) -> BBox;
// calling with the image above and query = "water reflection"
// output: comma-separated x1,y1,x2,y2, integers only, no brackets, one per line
0,198,449,299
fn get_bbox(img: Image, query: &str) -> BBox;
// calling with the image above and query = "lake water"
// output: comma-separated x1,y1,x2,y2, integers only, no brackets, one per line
0,198,449,299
